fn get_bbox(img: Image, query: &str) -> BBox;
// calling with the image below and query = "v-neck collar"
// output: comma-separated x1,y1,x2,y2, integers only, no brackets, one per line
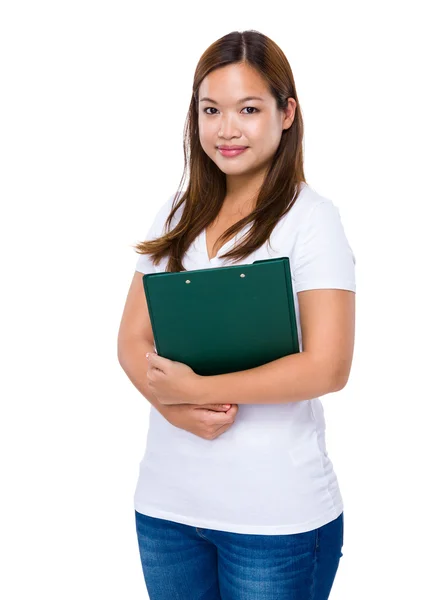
200,222,252,265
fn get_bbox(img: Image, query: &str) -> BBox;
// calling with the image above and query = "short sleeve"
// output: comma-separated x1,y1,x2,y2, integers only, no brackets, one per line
135,193,175,274
292,200,356,293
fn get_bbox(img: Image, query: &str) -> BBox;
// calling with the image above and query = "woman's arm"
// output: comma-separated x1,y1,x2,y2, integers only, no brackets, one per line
117,271,168,416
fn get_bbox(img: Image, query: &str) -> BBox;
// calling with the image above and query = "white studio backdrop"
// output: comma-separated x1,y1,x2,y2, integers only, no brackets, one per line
1,1,434,598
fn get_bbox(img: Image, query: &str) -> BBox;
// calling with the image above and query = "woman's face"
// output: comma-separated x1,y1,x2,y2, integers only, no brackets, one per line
198,62,296,182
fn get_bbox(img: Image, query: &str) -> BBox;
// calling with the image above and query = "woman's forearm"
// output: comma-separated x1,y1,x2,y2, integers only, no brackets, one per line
118,338,168,417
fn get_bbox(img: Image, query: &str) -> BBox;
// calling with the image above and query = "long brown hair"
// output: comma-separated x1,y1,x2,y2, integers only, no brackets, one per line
134,29,306,272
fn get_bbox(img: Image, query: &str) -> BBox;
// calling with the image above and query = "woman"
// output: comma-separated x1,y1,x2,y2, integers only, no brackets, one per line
118,29,356,600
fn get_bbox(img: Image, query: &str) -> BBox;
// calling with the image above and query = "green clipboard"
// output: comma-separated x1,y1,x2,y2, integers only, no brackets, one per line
142,257,300,376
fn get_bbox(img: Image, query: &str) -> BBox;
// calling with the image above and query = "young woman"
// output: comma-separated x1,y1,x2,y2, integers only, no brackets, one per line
118,29,356,600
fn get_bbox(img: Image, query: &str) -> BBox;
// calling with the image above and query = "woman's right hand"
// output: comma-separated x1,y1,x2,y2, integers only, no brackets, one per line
161,402,239,440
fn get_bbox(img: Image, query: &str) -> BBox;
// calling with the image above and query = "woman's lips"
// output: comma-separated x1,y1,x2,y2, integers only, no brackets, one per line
217,147,248,157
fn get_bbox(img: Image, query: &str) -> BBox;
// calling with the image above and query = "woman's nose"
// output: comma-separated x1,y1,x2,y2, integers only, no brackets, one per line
218,114,241,138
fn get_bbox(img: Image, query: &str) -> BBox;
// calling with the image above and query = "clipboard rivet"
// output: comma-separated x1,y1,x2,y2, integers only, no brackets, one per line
240,273,245,278
185,279,191,284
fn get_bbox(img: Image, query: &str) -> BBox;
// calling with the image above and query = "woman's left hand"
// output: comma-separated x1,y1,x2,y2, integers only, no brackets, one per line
146,352,202,406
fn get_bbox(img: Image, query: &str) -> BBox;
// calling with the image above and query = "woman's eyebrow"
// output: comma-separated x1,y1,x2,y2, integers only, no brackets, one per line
199,96,265,104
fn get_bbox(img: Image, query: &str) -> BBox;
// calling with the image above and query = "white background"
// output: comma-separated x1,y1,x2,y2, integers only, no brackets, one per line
1,1,434,598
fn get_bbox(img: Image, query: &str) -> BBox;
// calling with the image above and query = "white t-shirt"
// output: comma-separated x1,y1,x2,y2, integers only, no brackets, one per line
133,182,356,535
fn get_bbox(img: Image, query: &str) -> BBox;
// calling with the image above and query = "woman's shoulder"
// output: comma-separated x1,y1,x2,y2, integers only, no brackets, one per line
293,182,338,218
275,182,334,235
151,190,186,233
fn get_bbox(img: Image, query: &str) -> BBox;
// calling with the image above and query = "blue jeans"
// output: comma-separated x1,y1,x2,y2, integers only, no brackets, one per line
135,510,344,599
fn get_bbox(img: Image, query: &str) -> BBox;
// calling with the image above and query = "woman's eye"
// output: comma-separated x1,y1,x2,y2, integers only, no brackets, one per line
242,107,258,114
203,107,258,115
